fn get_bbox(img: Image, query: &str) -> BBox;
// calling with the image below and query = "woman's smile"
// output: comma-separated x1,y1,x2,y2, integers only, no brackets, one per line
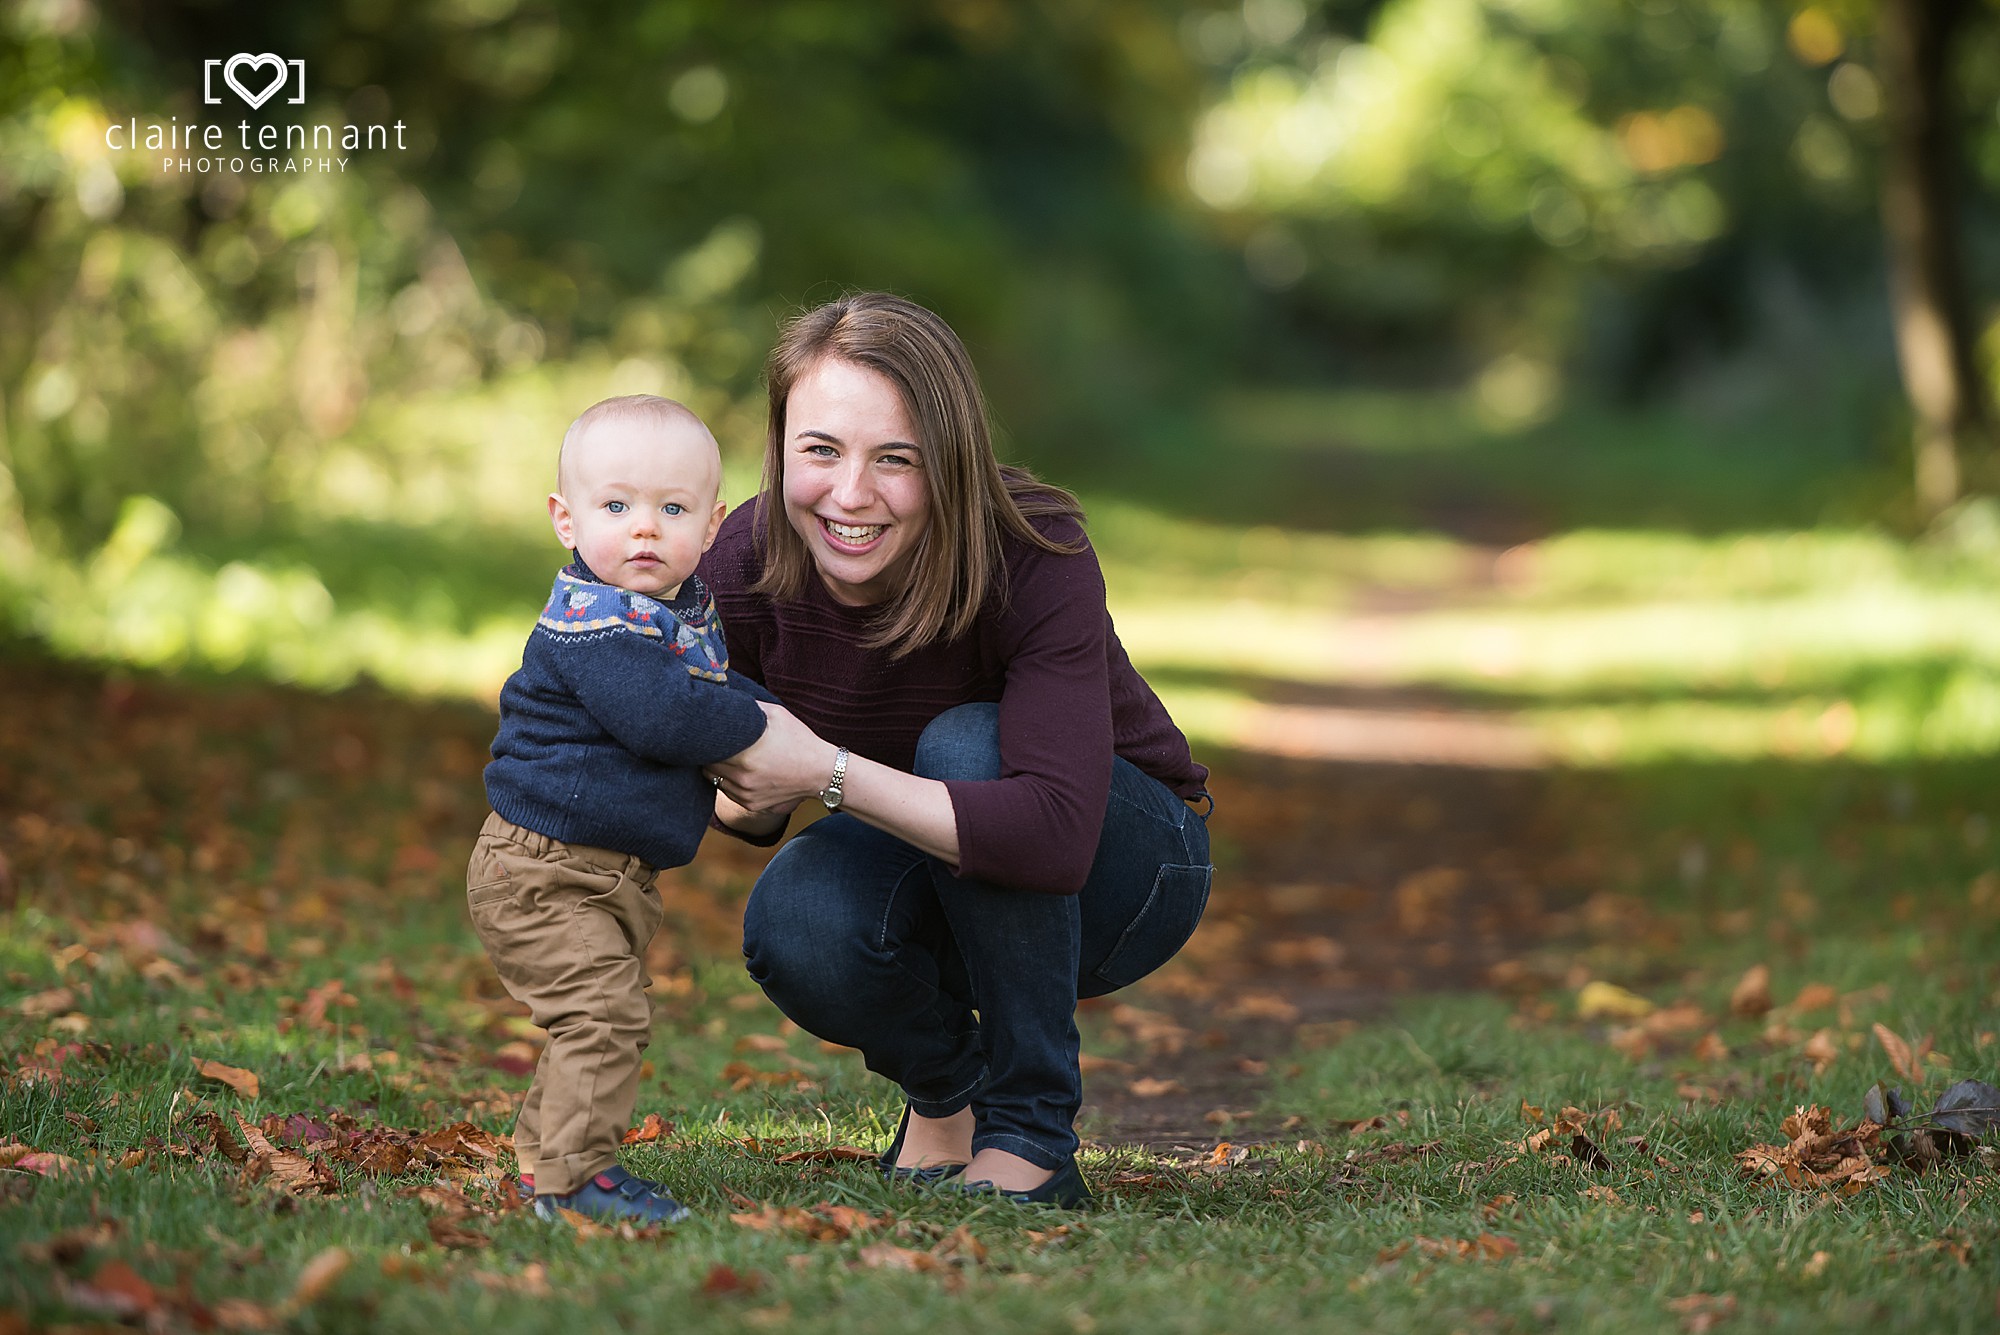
819,517,889,550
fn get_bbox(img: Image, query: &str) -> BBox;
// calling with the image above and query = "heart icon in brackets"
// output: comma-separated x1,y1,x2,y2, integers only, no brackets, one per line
223,53,289,109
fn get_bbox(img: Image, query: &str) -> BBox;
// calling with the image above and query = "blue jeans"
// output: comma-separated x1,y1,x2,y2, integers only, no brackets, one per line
741,703,1213,1170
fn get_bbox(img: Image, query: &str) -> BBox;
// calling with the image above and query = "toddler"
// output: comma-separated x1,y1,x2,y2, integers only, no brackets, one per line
469,394,772,1224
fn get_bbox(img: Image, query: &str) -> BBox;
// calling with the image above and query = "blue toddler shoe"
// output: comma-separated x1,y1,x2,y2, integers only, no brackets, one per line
530,1165,690,1224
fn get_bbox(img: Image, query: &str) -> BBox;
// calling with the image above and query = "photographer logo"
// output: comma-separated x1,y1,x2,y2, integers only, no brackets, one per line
204,54,305,109
102,55,406,175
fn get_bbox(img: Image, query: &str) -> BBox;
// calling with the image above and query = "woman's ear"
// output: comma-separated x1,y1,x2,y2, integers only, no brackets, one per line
547,492,576,548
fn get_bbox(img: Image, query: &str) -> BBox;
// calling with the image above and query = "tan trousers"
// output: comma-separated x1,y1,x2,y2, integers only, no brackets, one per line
465,812,663,1196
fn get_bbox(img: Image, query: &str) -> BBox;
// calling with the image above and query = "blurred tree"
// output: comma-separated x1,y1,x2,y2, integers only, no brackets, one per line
1184,0,2000,497
1877,0,1992,515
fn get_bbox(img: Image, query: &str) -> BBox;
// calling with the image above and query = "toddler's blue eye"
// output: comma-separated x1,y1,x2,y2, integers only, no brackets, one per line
606,501,626,513
663,503,685,516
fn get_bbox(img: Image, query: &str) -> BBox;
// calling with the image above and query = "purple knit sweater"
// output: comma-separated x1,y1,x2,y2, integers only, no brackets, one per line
695,502,1207,894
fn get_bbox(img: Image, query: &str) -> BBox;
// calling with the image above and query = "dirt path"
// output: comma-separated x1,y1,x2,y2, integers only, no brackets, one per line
1077,716,1587,1150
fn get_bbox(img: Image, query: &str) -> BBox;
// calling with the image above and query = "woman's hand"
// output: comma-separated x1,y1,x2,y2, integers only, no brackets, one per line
710,703,964,863
706,702,836,815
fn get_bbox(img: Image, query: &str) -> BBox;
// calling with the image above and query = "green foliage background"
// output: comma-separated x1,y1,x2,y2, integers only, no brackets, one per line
6,0,2000,699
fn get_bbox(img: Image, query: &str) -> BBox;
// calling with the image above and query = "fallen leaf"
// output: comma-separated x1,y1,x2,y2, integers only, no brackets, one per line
701,1264,763,1296
1666,1293,1737,1334
1800,1250,1830,1279
194,1058,260,1099
61,1260,156,1320
12,1150,79,1176
1801,1029,1839,1073
856,1243,937,1272
17,986,76,1018
1788,983,1838,1013
426,1216,491,1250
472,1263,551,1297
931,1225,987,1265
1572,1133,1613,1170
1872,1024,1923,1086
1929,1079,2000,1144
734,1034,790,1055
232,1112,337,1195
1222,992,1300,1023
1128,1076,1185,1098
212,1298,279,1330
284,1248,350,1310
1577,981,1654,1020
623,1113,673,1144
1729,964,1771,1019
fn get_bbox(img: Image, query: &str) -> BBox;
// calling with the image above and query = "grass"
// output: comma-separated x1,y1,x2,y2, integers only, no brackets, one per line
2,387,1997,1329
2,643,1997,1332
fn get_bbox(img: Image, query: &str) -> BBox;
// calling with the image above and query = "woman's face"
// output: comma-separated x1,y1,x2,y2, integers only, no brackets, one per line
781,357,931,607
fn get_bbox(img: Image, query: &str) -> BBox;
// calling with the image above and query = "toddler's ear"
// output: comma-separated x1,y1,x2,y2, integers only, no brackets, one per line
700,497,727,553
547,492,577,549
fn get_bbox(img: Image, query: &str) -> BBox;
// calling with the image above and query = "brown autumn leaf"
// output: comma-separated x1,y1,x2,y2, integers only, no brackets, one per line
1737,1104,1892,1193
17,986,76,1018
701,1264,763,1296
233,1111,337,1195
1666,1293,1737,1334
1128,1076,1186,1098
60,1260,157,1321
472,1263,552,1297
1379,1233,1518,1264
284,1247,351,1311
212,1297,280,1330
734,1033,791,1055
1788,982,1839,1014
426,1215,491,1250
6,1147,79,1176
1729,964,1772,1019
1222,992,1301,1023
193,1058,260,1099
856,1243,938,1272
299,978,357,1030
1801,1029,1839,1073
1872,1023,1926,1085
15,1217,120,1268
931,1225,987,1266
622,1113,673,1144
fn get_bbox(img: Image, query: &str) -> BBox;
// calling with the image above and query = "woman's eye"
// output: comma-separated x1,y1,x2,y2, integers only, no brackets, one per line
881,453,915,468
804,443,837,458
605,501,626,513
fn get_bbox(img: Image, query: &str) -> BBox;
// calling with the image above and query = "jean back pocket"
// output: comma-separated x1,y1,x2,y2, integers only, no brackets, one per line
1090,861,1213,992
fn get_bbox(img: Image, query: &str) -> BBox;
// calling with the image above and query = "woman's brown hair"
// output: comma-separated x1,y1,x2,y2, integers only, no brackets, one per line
752,292,1085,656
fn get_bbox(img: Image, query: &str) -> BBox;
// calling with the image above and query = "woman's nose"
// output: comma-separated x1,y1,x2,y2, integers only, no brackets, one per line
828,460,873,511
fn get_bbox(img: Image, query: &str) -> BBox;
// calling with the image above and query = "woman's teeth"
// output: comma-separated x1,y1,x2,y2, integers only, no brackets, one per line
825,520,886,544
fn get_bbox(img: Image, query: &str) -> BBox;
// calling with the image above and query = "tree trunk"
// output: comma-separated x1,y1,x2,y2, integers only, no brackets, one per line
1878,0,1988,516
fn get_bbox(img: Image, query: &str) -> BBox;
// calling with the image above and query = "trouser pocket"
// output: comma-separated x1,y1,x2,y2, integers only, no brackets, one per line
1090,861,1213,991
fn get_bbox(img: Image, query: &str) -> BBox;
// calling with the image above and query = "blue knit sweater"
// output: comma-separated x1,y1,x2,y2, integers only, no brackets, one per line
483,559,773,870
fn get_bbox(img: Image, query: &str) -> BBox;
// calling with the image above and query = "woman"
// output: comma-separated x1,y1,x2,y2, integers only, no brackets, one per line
701,292,1212,1207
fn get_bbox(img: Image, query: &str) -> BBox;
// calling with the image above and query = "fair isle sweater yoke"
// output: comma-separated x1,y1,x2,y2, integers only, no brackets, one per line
483,560,774,870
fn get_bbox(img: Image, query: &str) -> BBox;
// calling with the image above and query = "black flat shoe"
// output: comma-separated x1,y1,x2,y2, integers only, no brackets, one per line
879,1105,968,1185
948,1156,1094,1210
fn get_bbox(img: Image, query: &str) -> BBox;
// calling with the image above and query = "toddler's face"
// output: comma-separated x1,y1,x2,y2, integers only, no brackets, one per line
548,417,726,599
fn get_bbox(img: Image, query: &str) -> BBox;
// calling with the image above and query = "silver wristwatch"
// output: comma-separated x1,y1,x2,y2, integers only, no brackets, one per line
819,745,850,810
